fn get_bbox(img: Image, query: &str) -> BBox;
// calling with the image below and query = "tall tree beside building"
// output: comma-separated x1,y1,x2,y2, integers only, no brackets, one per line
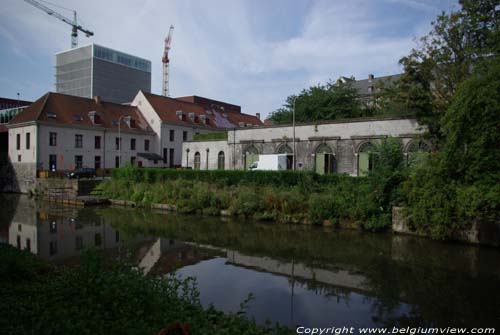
382,0,500,141
267,82,362,124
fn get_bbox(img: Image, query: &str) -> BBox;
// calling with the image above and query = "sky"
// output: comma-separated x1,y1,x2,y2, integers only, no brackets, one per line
1,0,458,119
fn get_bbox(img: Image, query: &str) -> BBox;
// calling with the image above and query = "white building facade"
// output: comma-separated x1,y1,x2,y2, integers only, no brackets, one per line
182,118,429,176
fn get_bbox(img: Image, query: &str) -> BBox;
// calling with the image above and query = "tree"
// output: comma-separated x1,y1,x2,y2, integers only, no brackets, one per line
267,81,362,124
385,0,500,141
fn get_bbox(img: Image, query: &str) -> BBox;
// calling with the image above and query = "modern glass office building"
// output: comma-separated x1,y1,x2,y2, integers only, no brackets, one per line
55,44,151,104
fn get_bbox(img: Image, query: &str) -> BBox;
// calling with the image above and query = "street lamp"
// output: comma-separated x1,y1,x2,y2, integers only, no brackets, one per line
118,115,131,167
292,96,298,171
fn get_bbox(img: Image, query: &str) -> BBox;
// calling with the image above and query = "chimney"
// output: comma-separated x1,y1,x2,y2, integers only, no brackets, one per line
256,113,261,120
93,96,102,105
368,74,374,82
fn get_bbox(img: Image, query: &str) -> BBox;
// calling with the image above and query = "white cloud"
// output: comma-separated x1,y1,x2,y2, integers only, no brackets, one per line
0,0,456,119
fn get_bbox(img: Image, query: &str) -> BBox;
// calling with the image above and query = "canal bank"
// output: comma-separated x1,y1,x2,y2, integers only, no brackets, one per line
1,194,500,329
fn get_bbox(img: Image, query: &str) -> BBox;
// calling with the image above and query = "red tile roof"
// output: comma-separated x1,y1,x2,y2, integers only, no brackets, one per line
9,92,153,133
141,91,262,129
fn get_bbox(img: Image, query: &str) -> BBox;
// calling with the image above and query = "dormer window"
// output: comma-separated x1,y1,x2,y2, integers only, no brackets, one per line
129,119,136,128
194,115,199,123
200,115,210,125
176,110,186,121
88,111,101,125
73,115,83,121
188,112,195,121
47,112,57,118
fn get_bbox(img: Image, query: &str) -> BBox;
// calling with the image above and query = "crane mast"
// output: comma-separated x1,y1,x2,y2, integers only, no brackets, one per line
24,0,94,48
162,25,175,97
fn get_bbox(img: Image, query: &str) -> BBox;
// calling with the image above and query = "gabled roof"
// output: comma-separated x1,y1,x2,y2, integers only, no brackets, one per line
9,92,153,133
351,74,403,96
141,91,262,129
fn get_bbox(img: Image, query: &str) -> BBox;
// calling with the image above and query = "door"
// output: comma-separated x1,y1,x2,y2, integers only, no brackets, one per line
315,154,325,174
49,155,57,171
245,153,258,170
169,149,174,167
359,152,371,176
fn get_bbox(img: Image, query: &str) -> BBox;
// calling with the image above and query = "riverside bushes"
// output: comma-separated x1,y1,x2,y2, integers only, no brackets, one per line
99,139,406,230
0,244,290,335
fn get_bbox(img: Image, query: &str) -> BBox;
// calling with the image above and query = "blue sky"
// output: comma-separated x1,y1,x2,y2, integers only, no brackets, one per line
1,0,458,119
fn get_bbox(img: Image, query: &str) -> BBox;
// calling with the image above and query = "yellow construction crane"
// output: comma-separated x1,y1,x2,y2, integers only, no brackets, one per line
24,0,94,48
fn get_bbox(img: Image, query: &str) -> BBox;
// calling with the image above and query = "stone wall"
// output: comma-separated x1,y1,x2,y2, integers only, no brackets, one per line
392,206,500,247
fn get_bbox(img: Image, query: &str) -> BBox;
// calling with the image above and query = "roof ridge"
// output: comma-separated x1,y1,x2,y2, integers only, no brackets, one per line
35,92,51,121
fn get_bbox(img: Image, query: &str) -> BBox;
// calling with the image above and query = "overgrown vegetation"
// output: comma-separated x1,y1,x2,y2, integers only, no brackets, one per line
0,244,290,335
99,138,406,231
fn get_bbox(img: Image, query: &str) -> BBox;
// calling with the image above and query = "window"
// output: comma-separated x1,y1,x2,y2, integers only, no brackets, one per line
16,134,20,150
218,151,225,170
75,134,83,148
130,138,136,150
183,131,187,141
169,130,175,142
95,136,101,149
130,156,136,165
26,238,31,252
169,149,174,168
26,133,30,150
49,132,57,146
115,137,121,150
163,148,168,164
115,231,120,243
95,156,101,170
17,155,21,162
115,156,120,168
16,235,21,249
194,152,201,170
144,139,150,152
75,155,83,169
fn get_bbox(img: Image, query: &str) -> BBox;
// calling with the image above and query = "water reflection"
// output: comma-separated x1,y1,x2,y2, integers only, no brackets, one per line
1,194,499,329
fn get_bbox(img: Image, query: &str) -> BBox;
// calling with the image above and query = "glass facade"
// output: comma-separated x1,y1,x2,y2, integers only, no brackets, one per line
93,45,151,72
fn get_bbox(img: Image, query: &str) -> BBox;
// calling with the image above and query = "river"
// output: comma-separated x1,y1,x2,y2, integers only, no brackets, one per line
1,194,499,329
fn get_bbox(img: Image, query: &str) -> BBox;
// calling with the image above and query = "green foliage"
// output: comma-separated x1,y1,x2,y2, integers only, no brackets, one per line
192,132,228,141
0,245,291,335
111,166,349,188
102,139,407,231
385,0,500,140
403,60,500,238
267,81,363,124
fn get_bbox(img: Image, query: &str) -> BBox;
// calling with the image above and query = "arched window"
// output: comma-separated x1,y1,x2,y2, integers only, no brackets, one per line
276,144,293,154
406,140,431,165
244,145,259,170
357,142,375,176
315,144,336,174
218,151,225,170
194,152,201,170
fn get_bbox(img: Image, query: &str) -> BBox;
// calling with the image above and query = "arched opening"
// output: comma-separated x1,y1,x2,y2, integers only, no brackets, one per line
276,144,293,170
244,146,259,170
406,140,431,165
194,152,201,170
218,151,225,170
357,142,376,177
315,144,336,174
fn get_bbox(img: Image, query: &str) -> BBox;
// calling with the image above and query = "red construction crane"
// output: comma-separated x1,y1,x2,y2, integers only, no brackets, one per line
162,25,175,97
24,0,94,49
